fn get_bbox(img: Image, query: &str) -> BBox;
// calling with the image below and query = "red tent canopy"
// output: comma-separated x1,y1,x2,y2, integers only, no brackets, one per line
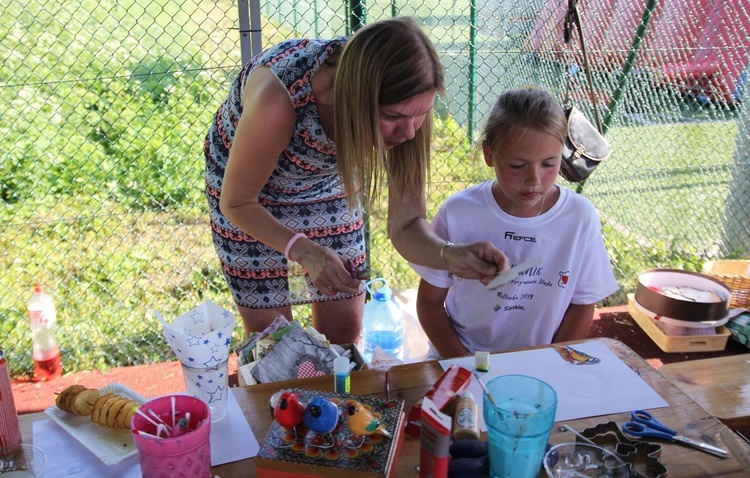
525,0,750,103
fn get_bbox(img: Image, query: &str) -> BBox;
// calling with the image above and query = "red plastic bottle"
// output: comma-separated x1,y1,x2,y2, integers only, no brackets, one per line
28,284,62,381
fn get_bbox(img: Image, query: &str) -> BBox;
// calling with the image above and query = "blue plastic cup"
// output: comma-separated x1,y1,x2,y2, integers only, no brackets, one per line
483,375,558,478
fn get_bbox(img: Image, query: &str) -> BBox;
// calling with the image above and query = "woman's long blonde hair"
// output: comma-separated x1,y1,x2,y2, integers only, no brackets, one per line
333,17,445,209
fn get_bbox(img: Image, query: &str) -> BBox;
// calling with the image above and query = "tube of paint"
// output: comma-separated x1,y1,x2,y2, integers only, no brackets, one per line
452,390,479,441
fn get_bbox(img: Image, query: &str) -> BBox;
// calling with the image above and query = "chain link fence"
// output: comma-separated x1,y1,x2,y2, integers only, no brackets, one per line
2,0,748,377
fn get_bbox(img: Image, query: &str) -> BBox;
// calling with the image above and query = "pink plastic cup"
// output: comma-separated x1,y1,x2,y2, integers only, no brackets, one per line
131,394,212,478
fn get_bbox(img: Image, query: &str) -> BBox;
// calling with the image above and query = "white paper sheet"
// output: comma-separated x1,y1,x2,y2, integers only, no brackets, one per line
33,391,258,476
439,340,668,431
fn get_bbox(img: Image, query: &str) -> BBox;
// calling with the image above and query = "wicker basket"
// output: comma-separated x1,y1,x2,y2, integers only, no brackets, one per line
701,260,750,309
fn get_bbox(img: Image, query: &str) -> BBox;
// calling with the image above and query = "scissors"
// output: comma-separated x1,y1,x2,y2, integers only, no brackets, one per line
622,410,727,458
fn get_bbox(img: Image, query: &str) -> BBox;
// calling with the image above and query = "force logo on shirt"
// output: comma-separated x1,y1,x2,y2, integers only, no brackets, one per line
503,231,537,242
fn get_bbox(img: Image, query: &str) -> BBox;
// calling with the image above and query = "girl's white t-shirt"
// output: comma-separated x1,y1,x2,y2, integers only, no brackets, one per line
411,182,619,359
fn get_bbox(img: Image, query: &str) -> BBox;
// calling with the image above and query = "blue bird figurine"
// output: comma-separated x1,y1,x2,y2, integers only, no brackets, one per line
303,396,339,434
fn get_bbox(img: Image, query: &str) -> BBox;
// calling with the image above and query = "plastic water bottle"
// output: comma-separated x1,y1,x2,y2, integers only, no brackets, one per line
28,284,62,380
361,278,403,362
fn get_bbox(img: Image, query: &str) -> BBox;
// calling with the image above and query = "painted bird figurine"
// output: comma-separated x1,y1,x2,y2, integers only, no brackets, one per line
274,391,305,429
303,396,339,434
345,400,392,438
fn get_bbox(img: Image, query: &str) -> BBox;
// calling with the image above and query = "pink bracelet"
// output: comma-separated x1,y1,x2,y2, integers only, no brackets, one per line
284,233,307,260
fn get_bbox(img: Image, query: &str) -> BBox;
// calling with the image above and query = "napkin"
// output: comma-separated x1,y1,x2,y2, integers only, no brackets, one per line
235,315,291,365
155,300,236,367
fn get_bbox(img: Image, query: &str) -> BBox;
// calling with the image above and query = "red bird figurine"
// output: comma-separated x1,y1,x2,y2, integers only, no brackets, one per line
274,391,305,429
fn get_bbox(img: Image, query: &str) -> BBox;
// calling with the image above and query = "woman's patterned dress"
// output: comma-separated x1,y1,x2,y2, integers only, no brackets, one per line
204,38,366,308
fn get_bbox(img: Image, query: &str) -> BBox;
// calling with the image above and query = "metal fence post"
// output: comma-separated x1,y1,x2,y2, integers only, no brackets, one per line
468,0,477,142
348,0,366,34
238,0,263,67
602,0,658,134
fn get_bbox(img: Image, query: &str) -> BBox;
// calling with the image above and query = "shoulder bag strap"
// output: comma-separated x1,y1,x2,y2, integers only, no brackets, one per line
564,0,604,134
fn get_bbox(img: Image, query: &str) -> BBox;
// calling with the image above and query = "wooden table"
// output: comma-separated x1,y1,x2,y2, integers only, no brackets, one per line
660,354,750,430
18,338,750,477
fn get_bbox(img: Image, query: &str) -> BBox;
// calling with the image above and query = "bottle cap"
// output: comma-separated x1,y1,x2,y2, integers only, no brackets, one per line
366,278,393,301
372,286,392,301
34,284,44,293
461,390,475,401
334,356,350,374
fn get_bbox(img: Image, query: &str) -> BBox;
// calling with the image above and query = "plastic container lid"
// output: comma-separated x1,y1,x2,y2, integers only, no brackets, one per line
460,390,475,401
635,269,730,322
334,356,350,374
366,278,393,301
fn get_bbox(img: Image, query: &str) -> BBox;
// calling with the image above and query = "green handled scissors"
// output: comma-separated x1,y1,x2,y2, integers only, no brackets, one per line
622,410,727,458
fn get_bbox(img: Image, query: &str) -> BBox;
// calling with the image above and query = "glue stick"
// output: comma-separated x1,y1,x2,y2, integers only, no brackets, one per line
334,356,350,394
452,391,479,441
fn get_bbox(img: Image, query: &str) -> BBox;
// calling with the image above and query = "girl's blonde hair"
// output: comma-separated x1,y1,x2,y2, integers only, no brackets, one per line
475,87,567,159
333,17,445,208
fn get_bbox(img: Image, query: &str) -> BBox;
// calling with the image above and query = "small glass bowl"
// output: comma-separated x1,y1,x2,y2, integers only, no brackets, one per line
0,443,48,477
544,442,629,478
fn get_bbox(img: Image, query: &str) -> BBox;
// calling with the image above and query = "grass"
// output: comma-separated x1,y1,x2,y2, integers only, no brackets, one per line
1,0,746,377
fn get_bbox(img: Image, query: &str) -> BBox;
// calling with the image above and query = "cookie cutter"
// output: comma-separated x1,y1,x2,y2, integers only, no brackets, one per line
576,421,668,478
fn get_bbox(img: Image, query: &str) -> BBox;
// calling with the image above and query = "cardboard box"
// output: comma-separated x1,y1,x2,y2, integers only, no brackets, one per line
627,294,730,353
341,343,366,371
405,365,472,437
238,343,365,387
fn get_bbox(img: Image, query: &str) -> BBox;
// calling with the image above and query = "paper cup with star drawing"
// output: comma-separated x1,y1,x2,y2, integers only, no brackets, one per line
155,300,236,422
181,357,229,422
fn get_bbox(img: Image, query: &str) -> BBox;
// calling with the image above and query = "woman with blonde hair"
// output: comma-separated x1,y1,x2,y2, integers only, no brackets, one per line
205,17,507,343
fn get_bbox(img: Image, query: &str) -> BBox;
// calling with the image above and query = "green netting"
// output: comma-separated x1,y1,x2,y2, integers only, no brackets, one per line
1,0,748,377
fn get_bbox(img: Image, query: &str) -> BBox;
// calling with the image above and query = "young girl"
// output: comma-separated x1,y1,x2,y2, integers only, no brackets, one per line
411,87,618,360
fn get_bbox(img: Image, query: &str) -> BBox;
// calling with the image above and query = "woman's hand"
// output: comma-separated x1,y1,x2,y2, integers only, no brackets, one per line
289,238,361,296
442,242,510,286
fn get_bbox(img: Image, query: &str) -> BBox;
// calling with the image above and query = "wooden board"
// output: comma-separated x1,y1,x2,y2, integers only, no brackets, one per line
660,354,750,429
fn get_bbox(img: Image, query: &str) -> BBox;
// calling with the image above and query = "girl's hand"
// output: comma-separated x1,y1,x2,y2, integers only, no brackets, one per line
291,239,360,296
443,242,509,285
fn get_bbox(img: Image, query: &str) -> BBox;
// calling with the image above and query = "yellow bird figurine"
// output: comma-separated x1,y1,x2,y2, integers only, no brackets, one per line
345,400,392,438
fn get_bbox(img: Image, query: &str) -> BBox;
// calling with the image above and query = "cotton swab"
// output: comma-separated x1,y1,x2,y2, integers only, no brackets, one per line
561,424,597,445
473,373,497,407
148,408,172,426
135,407,163,429
156,423,170,438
